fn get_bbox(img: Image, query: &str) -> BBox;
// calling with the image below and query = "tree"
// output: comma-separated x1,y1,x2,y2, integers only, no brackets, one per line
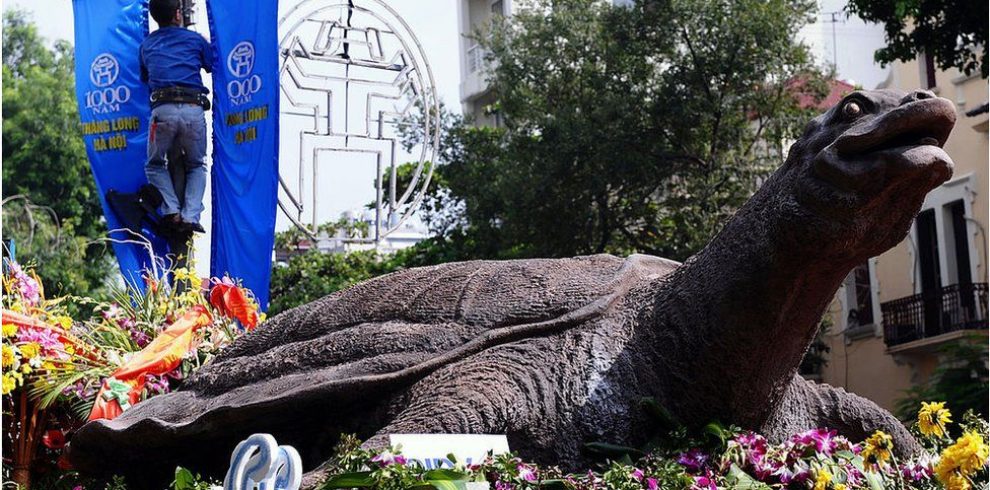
2,198,111,303
2,11,111,296
846,0,988,78
429,0,826,262
895,337,989,423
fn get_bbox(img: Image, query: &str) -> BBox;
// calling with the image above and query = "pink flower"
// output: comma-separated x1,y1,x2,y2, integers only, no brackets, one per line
9,262,40,306
646,477,658,490
370,450,406,466
789,428,838,456
630,468,644,481
17,327,64,353
102,304,122,319
691,470,718,490
495,481,514,490
517,463,537,482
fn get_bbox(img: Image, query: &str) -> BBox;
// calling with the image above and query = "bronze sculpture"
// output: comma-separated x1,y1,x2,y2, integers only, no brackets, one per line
70,89,957,487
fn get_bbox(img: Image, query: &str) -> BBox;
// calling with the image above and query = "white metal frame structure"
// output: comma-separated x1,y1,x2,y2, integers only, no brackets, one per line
277,0,440,243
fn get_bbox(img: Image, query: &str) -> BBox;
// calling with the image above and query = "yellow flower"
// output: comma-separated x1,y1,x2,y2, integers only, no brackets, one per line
813,468,832,490
174,267,198,284
64,344,75,356
54,315,73,330
1,374,16,395
862,431,893,467
936,430,990,488
919,401,952,438
1,344,15,368
41,361,56,371
20,364,32,374
2,323,17,338
19,342,40,360
833,485,846,490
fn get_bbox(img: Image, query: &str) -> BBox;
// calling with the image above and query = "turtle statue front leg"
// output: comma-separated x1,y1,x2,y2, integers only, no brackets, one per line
300,352,531,489
760,374,920,456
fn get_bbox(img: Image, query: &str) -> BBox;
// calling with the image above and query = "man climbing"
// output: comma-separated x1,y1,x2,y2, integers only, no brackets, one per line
140,0,212,235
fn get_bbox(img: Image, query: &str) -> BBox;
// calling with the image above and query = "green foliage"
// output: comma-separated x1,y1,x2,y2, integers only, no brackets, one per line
171,467,219,490
2,198,112,298
268,249,403,315
274,217,372,253
896,336,990,422
425,0,826,262
2,10,111,296
846,0,988,78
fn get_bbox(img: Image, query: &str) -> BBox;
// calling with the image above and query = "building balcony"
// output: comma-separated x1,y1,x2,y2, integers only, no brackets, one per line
882,283,988,350
460,44,491,103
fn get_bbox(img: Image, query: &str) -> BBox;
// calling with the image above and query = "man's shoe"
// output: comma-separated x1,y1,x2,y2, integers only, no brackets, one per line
184,221,206,234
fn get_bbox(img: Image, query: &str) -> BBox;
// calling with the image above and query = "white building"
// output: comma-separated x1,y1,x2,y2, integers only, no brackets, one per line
457,0,514,125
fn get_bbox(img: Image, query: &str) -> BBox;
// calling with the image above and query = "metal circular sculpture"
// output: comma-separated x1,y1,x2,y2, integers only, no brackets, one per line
277,0,440,242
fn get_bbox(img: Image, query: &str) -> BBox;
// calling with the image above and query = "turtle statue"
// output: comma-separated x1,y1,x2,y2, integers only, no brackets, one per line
70,89,957,487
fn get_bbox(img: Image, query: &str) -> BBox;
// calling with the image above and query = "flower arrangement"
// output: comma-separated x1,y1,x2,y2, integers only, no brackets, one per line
1,257,265,489
311,403,988,490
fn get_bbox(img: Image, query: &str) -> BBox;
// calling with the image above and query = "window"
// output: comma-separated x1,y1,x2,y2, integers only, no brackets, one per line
920,51,937,89
852,262,875,326
491,0,504,16
842,260,879,337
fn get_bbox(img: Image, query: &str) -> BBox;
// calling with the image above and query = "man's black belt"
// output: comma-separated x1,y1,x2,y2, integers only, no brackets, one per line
150,87,210,110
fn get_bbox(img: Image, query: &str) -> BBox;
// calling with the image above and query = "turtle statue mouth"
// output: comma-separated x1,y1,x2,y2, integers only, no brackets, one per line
811,97,956,196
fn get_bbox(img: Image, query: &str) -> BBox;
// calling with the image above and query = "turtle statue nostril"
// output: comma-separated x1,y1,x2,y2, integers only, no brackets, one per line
902,90,935,104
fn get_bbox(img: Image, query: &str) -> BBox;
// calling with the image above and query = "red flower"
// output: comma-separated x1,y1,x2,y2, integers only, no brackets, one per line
42,429,66,450
209,278,259,330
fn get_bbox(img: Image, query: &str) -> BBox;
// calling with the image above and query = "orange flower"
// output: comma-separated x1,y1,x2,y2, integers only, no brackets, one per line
209,279,259,330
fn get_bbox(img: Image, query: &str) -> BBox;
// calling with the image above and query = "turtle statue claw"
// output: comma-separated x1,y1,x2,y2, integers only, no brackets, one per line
70,89,957,488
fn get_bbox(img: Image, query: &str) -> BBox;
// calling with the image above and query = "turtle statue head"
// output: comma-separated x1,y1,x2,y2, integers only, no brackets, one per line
768,89,956,263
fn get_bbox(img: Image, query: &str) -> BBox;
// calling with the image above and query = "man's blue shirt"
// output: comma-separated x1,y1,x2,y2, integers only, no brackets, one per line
140,26,213,93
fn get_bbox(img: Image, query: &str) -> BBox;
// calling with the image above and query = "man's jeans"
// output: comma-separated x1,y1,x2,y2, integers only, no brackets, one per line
145,103,208,224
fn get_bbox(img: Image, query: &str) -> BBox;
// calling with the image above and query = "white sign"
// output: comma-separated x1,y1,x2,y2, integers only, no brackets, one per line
388,434,510,470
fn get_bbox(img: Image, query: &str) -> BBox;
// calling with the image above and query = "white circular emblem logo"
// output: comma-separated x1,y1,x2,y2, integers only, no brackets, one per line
227,41,255,78
90,53,120,88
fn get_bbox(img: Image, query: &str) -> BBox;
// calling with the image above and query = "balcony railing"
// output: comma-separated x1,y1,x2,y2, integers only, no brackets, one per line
882,283,988,347
466,44,486,74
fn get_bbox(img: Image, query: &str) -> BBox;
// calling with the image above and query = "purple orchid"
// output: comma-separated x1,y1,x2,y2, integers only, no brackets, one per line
677,448,710,473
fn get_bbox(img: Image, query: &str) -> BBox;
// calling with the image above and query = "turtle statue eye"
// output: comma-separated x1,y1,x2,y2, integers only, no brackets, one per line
843,101,862,118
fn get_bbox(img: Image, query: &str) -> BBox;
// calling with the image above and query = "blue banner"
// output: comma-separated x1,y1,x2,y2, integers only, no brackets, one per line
206,0,279,310
72,0,168,287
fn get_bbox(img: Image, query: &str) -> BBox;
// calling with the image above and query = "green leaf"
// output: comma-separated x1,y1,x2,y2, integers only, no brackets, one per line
702,422,731,444
583,442,646,459
640,397,682,433
423,469,470,481
320,471,376,489
173,467,195,490
863,469,885,490
726,464,772,490
427,480,468,490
